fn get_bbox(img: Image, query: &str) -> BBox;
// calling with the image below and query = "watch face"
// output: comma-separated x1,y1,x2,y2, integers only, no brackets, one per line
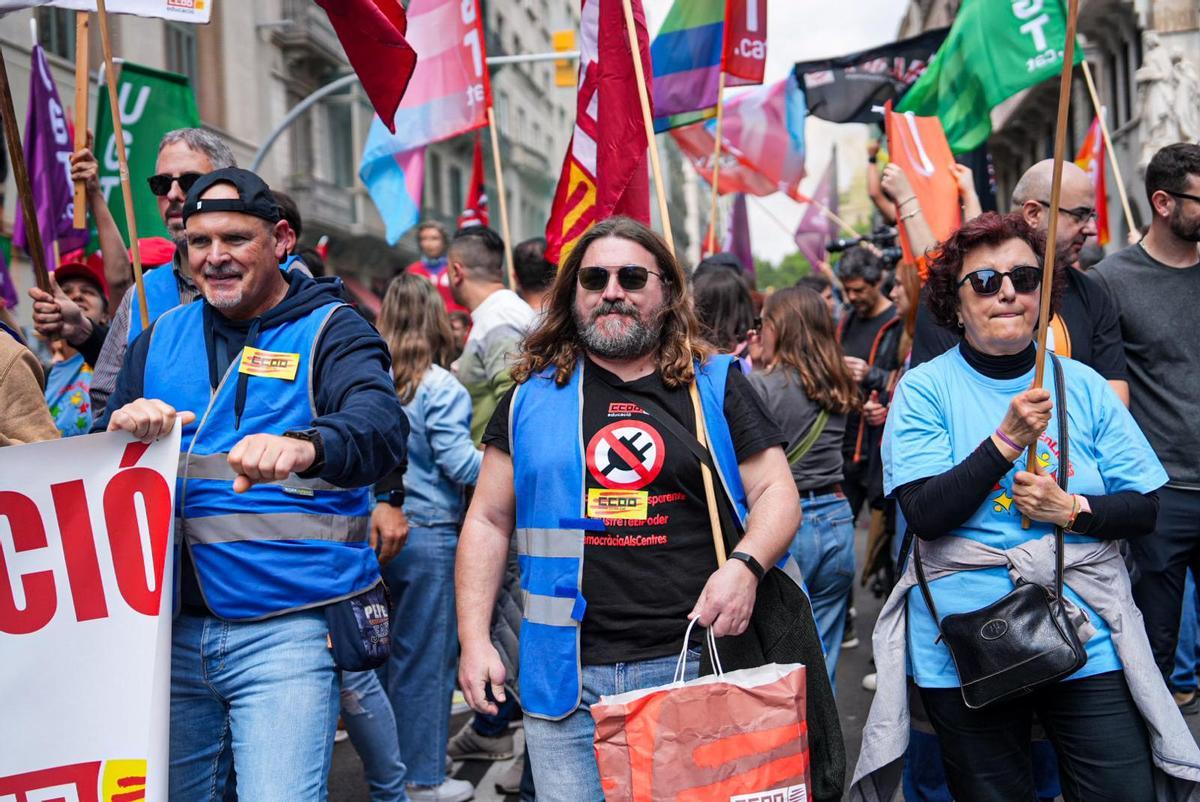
1072,511,1094,533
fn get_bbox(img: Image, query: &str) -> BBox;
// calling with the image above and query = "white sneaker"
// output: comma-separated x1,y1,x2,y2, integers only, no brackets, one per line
406,778,474,802
861,672,877,692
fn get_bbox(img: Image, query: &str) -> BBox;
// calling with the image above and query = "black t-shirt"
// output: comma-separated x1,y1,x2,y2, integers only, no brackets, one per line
909,269,1127,381
483,358,783,665
838,305,897,455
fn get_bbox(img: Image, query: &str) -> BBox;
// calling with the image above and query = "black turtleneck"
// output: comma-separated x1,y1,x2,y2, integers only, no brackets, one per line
894,342,1158,544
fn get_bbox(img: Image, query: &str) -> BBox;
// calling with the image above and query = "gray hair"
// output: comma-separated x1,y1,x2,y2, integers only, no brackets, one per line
158,128,237,170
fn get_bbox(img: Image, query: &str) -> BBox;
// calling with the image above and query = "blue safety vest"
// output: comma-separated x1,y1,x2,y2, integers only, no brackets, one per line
144,299,379,621
127,262,180,344
509,356,748,719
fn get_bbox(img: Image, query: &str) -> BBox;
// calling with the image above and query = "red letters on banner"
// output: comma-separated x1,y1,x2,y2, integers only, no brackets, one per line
0,444,172,635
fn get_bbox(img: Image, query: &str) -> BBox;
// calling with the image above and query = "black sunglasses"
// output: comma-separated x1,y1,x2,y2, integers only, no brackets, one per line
577,264,665,292
957,265,1043,296
1167,190,1200,205
147,171,203,197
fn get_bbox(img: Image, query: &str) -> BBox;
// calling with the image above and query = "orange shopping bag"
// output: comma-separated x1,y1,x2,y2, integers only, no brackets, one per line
591,621,810,802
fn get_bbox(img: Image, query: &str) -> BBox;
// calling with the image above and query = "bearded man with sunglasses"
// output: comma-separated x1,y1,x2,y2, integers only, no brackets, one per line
456,216,807,800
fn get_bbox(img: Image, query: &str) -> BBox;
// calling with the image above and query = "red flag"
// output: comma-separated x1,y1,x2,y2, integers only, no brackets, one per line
317,0,418,134
1075,116,1110,246
546,0,652,264
723,0,767,86
458,134,489,228
884,103,960,267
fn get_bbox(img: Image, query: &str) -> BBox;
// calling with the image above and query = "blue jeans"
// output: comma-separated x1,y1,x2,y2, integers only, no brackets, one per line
1172,570,1200,692
170,611,340,802
524,650,700,801
380,523,460,785
789,492,855,683
342,669,409,801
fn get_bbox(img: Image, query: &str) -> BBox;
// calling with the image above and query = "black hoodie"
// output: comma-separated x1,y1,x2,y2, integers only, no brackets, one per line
95,270,409,489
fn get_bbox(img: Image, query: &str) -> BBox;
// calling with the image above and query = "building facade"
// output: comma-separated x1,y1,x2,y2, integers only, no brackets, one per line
898,0,1200,247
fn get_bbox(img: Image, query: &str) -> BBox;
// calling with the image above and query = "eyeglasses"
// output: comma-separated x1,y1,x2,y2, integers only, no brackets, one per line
957,265,1043,296
1036,200,1097,225
1166,190,1200,204
577,264,665,292
147,172,203,197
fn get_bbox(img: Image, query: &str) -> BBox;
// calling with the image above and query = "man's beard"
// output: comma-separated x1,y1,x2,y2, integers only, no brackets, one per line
574,300,662,360
1169,207,1200,243
203,265,245,310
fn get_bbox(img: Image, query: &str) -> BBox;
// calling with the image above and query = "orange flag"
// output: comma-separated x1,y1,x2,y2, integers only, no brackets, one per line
1075,116,1110,246
885,104,961,269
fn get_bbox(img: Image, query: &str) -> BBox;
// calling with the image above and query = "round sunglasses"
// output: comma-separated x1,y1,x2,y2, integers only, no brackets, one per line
957,265,1042,296
147,171,203,197
577,264,665,292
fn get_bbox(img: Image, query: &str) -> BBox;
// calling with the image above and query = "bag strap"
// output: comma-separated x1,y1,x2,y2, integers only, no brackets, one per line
786,409,830,466
911,353,1071,631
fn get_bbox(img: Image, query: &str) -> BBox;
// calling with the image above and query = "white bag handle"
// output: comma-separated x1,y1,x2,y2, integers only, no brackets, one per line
674,617,724,684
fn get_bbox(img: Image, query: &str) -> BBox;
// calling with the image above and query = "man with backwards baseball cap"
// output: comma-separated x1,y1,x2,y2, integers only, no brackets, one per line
95,167,409,800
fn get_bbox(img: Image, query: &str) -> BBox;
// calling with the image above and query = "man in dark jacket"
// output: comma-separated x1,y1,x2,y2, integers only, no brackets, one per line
97,168,408,801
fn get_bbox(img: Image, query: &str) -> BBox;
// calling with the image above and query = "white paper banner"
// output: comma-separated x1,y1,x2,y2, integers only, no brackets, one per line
0,427,179,802
0,0,211,24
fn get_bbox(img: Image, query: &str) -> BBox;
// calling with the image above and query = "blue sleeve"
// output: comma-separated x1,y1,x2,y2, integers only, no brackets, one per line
882,365,955,495
89,325,152,433
425,375,483,487
310,307,409,487
1087,369,1168,495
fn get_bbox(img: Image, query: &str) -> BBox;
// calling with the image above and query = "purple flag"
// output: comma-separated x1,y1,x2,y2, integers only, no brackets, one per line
723,193,754,282
13,45,89,272
793,148,838,270
0,249,17,309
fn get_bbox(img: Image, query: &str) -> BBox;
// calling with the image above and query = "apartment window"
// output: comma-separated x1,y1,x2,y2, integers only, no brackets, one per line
428,151,444,214
35,8,75,59
517,108,527,143
165,22,198,85
496,91,510,132
449,164,464,216
326,101,355,188
1118,40,1132,124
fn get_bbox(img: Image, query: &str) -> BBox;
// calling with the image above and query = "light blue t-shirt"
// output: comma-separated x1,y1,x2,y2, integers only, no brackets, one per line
44,352,93,437
883,346,1167,688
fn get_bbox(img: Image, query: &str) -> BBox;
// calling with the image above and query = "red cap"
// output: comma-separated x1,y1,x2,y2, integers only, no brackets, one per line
54,258,109,301
130,236,177,268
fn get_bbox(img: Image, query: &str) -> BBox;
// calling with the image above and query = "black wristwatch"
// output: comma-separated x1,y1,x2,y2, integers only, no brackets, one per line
1066,505,1095,535
729,551,765,581
375,489,405,508
283,428,325,474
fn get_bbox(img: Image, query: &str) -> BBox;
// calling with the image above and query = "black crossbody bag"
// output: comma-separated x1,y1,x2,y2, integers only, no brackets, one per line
912,354,1087,710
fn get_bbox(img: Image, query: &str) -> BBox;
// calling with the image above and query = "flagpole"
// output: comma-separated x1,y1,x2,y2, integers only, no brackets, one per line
95,0,148,329
0,47,50,293
72,11,90,229
706,73,727,254
485,107,517,289
621,0,674,255
1023,0,1079,525
1080,60,1136,238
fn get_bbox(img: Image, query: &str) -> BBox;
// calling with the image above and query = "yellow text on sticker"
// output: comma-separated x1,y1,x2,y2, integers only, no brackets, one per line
239,347,300,381
587,488,649,520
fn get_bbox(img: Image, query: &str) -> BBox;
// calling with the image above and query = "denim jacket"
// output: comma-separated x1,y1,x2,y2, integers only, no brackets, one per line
403,364,483,525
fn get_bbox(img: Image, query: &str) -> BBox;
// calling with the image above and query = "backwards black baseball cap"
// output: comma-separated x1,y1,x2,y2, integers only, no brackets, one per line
182,167,281,225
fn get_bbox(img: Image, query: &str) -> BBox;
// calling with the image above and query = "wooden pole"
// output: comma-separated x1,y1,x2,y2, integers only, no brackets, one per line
485,107,516,289
707,72,727,254
72,12,89,229
1024,0,1079,520
0,47,50,292
1080,59,1137,238
95,0,148,328
620,0,674,255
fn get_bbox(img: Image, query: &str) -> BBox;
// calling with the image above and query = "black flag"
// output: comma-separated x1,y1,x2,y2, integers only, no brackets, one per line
793,28,949,124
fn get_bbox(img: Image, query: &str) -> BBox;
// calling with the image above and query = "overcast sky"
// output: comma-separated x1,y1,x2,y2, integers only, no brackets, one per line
645,0,909,264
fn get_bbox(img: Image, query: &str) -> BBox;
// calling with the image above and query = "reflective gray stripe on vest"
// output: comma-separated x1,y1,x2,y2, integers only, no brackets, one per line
183,512,369,544
522,592,578,627
180,453,344,493
515,527,585,560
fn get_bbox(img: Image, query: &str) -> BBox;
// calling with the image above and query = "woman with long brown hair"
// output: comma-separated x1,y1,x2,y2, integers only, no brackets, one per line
356,273,482,802
750,285,860,684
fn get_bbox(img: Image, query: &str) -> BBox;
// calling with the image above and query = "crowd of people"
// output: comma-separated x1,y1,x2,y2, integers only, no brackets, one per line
2,122,1200,802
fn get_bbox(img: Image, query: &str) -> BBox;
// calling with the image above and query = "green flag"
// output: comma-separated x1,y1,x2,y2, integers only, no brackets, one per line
93,62,200,245
897,0,1083,153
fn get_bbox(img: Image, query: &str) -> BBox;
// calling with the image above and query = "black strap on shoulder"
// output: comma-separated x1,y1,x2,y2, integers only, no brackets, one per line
912,353,1070,630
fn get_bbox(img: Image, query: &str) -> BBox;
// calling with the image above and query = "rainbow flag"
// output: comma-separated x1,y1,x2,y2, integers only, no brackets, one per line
650,0,724,131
